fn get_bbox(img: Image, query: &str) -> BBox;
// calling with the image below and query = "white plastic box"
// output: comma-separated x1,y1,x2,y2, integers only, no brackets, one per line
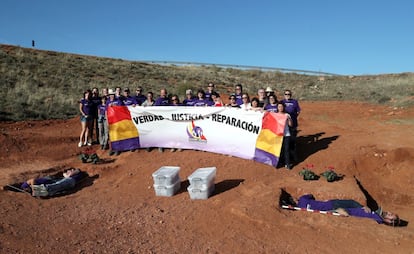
153,180,181,197
187,167,216,189
152,166,181,186
187,184,215,200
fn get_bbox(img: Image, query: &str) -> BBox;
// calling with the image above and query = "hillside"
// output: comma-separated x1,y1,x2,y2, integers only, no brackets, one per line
1,44,413,121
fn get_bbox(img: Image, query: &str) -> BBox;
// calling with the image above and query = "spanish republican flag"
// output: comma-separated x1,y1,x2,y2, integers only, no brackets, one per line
253,112,286,167
107,106,140,151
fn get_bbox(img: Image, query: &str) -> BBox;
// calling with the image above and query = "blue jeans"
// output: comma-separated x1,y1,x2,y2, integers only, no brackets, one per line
45,177,76,196
98,116,109,146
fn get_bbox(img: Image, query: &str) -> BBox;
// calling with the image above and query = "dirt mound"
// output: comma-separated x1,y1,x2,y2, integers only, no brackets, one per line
1,101,414,253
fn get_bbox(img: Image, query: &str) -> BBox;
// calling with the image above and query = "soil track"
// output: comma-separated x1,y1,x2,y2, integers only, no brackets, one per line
1,101,414,253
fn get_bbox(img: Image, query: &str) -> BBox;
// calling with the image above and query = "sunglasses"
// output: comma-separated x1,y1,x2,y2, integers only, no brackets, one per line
230,98,236,100
172,99,178,101
284,93,291,96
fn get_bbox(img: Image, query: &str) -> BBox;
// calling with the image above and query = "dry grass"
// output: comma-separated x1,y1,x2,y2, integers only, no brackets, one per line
0,44,413,121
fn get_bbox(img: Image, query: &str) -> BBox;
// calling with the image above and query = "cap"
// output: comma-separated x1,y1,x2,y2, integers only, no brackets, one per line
265,87,273,92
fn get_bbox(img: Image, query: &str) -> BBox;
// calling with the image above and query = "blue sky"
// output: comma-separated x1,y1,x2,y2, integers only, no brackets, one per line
1,0,413,75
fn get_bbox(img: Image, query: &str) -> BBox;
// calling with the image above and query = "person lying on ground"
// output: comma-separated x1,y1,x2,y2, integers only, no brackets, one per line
297,194,400,226
21,168,86,197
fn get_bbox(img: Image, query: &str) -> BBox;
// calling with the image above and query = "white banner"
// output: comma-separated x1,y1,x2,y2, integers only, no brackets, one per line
129,106,264,159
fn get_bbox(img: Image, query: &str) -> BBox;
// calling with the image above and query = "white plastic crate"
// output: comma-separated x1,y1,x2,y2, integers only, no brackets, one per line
153,179,181,197
187,167,216,189
187,184,215,200
152,166,181,186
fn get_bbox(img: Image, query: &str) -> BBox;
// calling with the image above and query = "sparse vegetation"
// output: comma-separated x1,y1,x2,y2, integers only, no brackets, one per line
1,44,413,121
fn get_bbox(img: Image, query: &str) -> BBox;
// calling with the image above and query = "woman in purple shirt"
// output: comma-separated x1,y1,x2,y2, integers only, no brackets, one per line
264,94,278,112
78,90,94,147
193,89,214,106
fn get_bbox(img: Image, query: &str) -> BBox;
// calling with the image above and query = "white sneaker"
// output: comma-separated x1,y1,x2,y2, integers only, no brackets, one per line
78,142,83,147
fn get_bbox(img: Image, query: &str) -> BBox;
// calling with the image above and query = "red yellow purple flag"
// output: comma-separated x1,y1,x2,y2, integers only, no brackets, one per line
107,106,140,151
253,112,287,167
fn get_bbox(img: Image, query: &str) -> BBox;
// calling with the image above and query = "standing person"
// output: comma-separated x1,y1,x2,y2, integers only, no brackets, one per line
205,82,215,102
281,89,301,162
115,87,122,99
101,87,109,99
275,102,293,169
154,88,170,106
234,84,243,105
183,89,196,106
98,96,109,150
106,89,124,107
142,92,155,106
141,91,155,152
78,90,94,147
227,94,241,108
122,87,138,107
170,95,182,106
240,93,251,110
90,87,101,144
264,94,278,112
194,89,213,106
134,86,147,105
250,97,263,112
257,88,267,108
265,87,274,105
211,91,223,107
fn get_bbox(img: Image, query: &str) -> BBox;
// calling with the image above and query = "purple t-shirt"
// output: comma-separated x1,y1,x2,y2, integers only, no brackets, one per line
123,96,138,106
264,104,278,112
98,104,107,118
194,99,214,107
235,94,243,105
282,98,301,127
183,98,196,106
106,97,124,107
154,97,170,106
135,94,147,105
205,91,213,101
79,98,93,116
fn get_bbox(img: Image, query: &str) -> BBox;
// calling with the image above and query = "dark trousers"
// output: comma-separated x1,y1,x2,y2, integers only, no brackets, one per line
332,199,363,209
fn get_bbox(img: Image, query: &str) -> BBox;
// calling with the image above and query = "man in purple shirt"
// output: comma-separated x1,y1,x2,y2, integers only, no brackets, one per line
134,86,147,105
122,87,138,106
298,194,400,226
154,88,170,106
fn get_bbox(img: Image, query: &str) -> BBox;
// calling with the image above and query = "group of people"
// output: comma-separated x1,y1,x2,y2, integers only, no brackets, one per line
78,83,301,163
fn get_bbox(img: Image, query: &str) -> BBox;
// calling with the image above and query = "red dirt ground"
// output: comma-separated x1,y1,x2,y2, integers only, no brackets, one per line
1,101,414,253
